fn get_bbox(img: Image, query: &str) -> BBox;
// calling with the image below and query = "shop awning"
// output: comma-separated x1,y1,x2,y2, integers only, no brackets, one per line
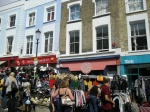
61,58,120,71
0,61,6,65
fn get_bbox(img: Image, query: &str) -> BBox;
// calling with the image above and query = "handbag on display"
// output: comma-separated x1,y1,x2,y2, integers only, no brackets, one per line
60,89,75,106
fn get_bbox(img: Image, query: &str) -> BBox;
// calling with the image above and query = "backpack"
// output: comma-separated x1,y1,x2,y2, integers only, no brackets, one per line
11,81,18,93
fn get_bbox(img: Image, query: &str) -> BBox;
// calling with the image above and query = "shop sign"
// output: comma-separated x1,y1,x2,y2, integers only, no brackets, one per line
124,59,134,64
16,56,56,66
81,62,92,74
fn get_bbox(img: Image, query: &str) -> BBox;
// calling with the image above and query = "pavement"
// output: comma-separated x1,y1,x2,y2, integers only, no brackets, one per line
132,102,139,112
0,102,139,112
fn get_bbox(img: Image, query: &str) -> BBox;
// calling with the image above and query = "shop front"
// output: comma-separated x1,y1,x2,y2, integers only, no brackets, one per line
120,54,150,90
59,55,120,76
0,56,18,67
15,55,57,67
120,54,150,76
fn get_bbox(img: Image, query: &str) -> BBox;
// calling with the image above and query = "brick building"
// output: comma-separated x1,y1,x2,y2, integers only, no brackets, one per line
59,0,150,78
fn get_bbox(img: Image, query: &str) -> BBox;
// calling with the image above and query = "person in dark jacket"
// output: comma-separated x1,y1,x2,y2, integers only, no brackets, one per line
88,83,101,112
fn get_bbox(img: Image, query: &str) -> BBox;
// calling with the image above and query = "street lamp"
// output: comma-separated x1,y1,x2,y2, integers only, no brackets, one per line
35,29,41,57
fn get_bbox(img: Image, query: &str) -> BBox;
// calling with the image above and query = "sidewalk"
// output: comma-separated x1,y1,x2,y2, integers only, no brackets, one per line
132,102,139,112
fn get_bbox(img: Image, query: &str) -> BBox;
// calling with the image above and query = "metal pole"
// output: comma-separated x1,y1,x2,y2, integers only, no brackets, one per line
36,39,39,57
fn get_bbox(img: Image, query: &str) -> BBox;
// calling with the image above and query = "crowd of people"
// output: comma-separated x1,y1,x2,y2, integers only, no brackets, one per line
0,68,31,112
0,67,118,112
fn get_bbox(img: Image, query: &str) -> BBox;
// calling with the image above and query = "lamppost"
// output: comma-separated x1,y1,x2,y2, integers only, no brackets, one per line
35,29,41,57
34,29,41,79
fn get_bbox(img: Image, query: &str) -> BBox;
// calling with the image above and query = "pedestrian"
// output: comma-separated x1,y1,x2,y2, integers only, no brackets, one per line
5,72,18,112
0,74,4,107
22,82,31,112
50,82,60,112
88,83,102,112
2,68,10,111
101,77,115,112
51,79,74,112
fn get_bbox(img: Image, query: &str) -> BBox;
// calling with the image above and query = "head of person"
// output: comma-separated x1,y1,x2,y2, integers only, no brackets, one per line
59,79,69,88
53,82,59,90
104,77,111,87
5,68,11,76
9,72,15,77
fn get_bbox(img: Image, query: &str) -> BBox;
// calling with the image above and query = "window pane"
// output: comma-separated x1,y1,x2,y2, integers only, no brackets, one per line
103,39,109,49
97,39,102,50
96,27,102,38
27,43,29,49
137,36,147,50
45,46,48,52
70,5,80,20
47,13,50,21
50,38,53,44
103,26,108,37
96,25,108,50
51,12,54,20
70,44,74,54
138,22,146,35
129,0,143,12
75,43,79,53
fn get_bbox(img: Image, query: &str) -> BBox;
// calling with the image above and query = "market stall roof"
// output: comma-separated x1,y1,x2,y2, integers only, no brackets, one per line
56,67,71,74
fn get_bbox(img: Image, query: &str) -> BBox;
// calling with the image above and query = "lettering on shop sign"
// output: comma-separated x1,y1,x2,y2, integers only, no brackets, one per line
124,59,134,64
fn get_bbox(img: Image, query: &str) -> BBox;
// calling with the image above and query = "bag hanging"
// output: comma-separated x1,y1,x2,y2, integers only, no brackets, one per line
60,89,74,106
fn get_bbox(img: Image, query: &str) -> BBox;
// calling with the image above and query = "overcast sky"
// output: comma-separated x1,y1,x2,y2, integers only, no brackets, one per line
0,0,19,7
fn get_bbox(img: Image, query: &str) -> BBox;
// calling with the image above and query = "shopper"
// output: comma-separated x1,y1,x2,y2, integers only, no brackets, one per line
50,82,60,112
2,68,10,111
5,72,18,112
88,84,101,112
51,79,74,112
0,75,4,107
101,77,115,112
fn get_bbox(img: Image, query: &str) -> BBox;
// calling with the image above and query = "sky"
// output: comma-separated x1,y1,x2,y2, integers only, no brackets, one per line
0,0,19,7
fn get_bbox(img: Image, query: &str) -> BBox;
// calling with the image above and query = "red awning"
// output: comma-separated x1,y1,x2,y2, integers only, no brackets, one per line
61,58,120,71
15,55,56,66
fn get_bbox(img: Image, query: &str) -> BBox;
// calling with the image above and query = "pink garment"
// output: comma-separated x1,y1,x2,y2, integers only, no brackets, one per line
140,106,150,112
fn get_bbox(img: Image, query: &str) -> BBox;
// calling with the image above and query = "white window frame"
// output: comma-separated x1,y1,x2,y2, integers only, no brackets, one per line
67,1,82,22
7,12,17,28
125,0,147,13
29,12,35,26
9,14,16,27
26,10,37,27
43,4,56,23
6,36,13,53
130,21,147,51
44,31,53,53
66,22,82,55
93,16,111,52
0,17,1,30
92,0,109,16
127,13,150,52
69,30,80,54
96,25,109,51
26,35,33,54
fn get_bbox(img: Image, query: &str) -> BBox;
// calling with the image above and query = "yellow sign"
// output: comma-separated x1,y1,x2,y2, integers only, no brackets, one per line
34,57,38,61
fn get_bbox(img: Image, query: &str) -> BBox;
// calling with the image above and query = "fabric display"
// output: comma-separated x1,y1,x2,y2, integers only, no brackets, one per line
73,90,86,108
111,75,127,92
112,92,132,112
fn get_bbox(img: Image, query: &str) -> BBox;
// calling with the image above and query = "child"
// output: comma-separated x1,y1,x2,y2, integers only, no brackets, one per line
22,82,31,112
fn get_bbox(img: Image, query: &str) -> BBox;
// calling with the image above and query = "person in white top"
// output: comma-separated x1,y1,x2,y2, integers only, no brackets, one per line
5,72,18,112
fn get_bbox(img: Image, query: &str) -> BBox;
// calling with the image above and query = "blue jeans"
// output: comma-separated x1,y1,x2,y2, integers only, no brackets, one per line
89,95,98,112
2,95,7,109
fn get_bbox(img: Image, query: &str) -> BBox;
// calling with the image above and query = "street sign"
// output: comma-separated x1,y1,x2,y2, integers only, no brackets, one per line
34,57,38,65
81,62,92,74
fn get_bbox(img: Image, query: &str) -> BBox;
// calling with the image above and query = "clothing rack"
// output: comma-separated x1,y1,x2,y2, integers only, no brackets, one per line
139,76,150,79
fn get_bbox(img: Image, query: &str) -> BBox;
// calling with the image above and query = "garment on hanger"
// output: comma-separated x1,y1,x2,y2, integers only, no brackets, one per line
93,80,99,86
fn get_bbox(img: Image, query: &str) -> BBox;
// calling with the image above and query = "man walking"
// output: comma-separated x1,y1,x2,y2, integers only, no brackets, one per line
101,77,115,112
